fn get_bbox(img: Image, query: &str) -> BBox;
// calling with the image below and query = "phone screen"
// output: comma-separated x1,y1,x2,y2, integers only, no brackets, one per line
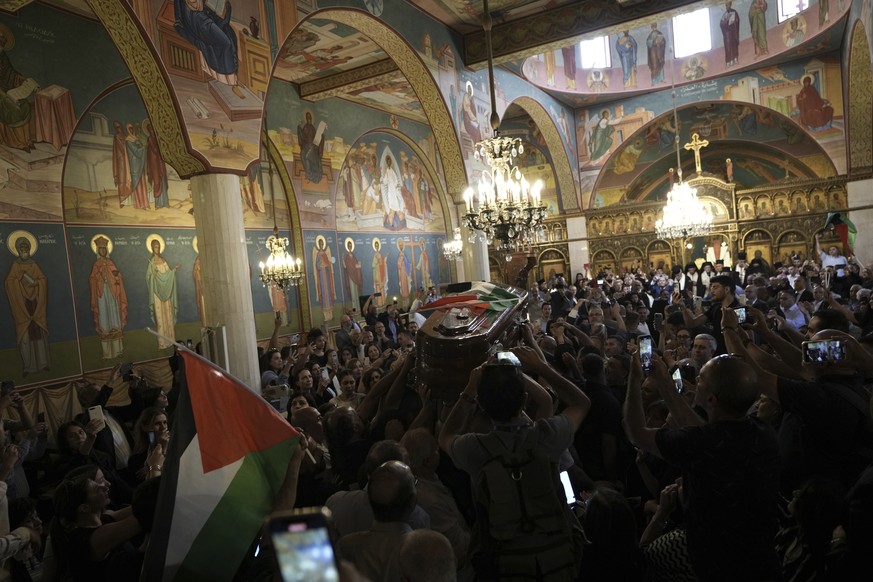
639,336,653,372
148,431,156,447
734,306,747,325
88,405,105,422
672,367,684,394
559,470,575,505
270,515,339,582
802,340,845,363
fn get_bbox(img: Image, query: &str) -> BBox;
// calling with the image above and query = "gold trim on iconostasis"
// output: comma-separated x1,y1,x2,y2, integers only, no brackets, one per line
87,0,206,178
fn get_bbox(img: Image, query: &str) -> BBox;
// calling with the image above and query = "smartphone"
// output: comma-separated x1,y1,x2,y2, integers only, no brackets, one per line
568,308,579,319
672,367,684,394
653,313,664,332
288,334,300,345
768,316,779,331
693,297,703,312
559,470,576,506
148,431,156,447
0,380,14,396
733,306,748,325
320,369,330,383
120,362,134,381
597,279,604,286
87,406,105,429
267,508,340,582
496,351,522,367
186,339,194,349
639,335,654,372
801,339,847,364
701,300,712,311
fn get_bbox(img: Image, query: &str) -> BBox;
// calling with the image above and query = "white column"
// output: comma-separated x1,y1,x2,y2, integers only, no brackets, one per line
848,178,873,267
191,173,260,392
566,216,591,277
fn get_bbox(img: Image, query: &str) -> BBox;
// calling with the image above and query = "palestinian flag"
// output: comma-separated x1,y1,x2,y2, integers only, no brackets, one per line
141,351,299,581
824,212,857,256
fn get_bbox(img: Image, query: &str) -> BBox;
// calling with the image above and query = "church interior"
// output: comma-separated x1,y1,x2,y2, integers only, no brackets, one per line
0,0,871,394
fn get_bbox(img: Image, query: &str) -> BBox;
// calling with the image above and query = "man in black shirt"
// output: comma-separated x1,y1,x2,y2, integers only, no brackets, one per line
676,274,739,354
625,350,781,582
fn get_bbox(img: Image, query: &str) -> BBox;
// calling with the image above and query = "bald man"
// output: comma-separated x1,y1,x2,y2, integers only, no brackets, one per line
338,461,417,582
624,352,781,582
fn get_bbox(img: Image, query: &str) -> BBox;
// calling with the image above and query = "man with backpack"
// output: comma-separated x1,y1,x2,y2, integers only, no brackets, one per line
438,346,591,581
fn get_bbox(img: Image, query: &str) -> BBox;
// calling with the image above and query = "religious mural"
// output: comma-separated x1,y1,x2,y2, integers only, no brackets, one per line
0,223,79,384
302,229,447,328
523,0,848,101
579,53,846,207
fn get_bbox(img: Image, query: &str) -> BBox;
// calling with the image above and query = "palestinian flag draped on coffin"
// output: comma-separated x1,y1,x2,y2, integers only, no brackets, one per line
141,351,299,581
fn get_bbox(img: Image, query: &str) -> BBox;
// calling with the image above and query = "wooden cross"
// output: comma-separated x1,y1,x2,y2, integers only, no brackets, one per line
684,133,709,174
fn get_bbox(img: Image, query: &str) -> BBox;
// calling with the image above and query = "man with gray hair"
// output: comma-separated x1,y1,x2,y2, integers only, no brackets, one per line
690,333,717,371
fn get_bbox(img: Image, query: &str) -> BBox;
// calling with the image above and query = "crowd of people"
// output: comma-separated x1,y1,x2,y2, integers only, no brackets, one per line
2,241,872,581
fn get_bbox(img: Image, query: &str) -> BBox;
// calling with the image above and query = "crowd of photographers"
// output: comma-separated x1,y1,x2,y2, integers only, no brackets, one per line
3,239,873,581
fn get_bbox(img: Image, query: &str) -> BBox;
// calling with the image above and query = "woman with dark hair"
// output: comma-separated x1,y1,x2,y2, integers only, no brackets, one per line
141,387,169,413
340,346,355,367
259,348,292,390
54,421,135,505
307,361,336,405
286,390,317,417
125,407,170,483
359,366,384,394
49,465,142,581
579,486,645,580
329,369,364,410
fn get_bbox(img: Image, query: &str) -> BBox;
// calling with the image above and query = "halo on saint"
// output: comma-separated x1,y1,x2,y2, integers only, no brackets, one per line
372,237,382,251
397,238,405,250
465,80,473,94
314,234,327,249
90,234,114,255
6,230,37,256
344,237,355,252
146,233,166,254
192,236,199,254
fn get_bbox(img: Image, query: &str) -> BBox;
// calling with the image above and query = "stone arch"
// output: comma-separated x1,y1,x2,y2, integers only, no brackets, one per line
848,20,873,175
509,96,579,212
88,0,206,177
288,8,467,200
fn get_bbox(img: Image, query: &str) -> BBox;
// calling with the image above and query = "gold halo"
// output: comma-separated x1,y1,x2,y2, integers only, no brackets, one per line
0,23,15,51
372,237,381,252
344,237,355,252
6,230,36,256
192,235,199,254
90,234,114,255
397,238,406,250
146,233,165,254
314,234,327,249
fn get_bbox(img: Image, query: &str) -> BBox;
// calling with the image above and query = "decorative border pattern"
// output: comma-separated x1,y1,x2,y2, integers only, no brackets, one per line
848,21,873,175
512,96,579,212
87,0,205,177
300,59,399,99
264,132,312,331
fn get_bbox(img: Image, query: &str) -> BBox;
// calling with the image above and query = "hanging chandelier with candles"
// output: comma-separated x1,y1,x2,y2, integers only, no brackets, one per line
442,227,464,261
258,147,305,289
461,0,547,260
655,64,712,241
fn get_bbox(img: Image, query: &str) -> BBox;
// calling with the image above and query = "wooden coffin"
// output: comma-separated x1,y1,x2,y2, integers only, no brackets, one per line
415,282,528,400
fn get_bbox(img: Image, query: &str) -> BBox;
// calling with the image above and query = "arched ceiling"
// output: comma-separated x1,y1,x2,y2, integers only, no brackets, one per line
590,100,838,207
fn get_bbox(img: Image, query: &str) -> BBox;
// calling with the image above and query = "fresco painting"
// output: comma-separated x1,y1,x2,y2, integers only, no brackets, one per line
302,229,448,328
0,223,79,384
523,0,849,101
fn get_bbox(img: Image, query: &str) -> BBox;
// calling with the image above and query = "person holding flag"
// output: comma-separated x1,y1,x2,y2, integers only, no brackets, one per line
141,343,303,581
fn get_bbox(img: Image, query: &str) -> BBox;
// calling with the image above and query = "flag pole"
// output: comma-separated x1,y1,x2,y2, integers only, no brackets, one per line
144,327,256,392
